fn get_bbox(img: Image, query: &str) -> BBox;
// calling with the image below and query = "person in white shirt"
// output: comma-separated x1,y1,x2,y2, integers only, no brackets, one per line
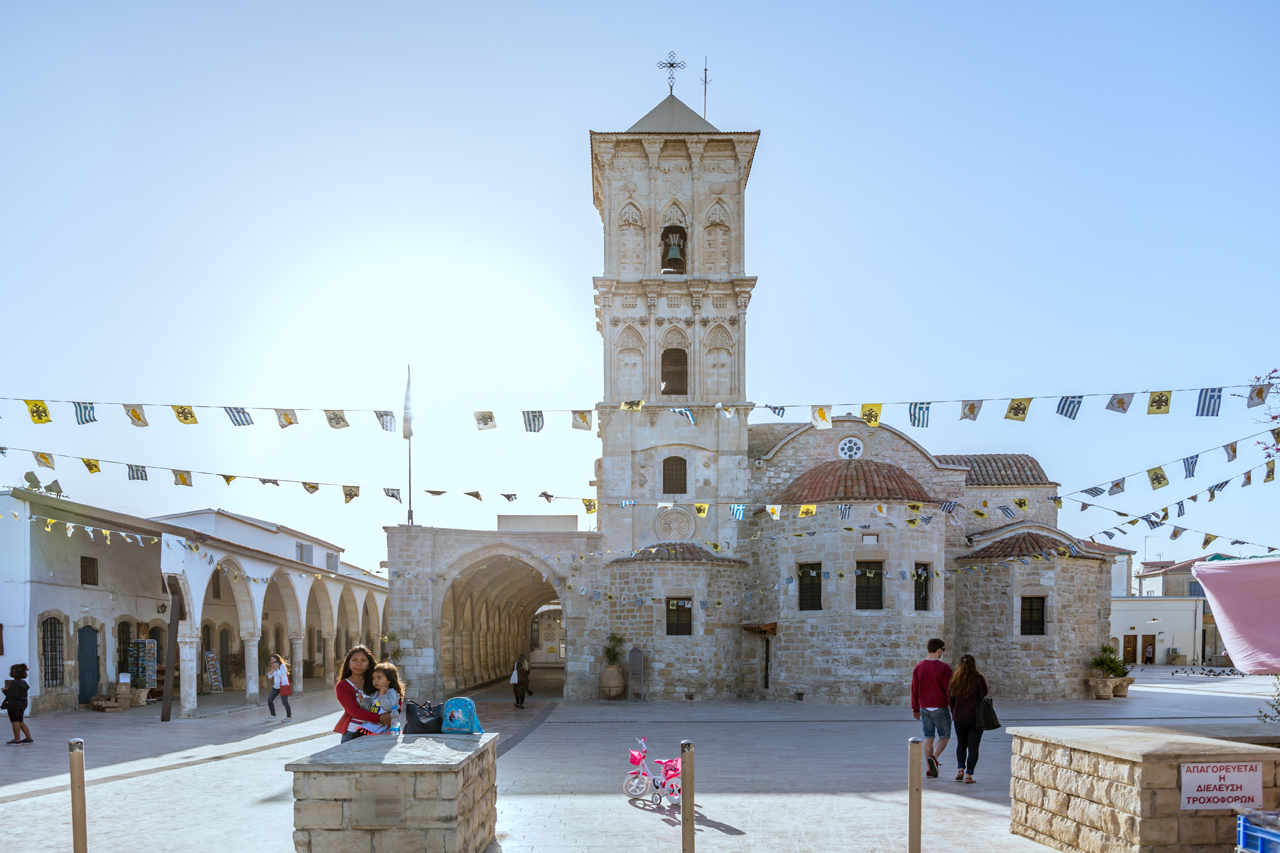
266,654,292,722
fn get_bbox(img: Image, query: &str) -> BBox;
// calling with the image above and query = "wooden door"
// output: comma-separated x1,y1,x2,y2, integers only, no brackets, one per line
77,626,99,705
763,636,771,690
1123,635,1137,664
1142,634,1156,663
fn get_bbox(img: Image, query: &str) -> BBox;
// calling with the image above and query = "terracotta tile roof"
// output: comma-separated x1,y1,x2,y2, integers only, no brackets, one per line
773,459,935,505
1081,541,1136,555
609,542,746,565
934,454,1053,486
958,531,1103,562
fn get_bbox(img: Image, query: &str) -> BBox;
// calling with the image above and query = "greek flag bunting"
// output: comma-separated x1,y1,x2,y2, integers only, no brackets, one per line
908,402,930,428
375,411,396,432
1082,486,1105,497
1144,517,1163,530
1195,388,1222,417
1176,501,1185,517
1056,396,1083,420
939,501,958,515
127,464,147,481
921,515,933,525
73,402,97,425
384,488,402,503
766,405,785,418
1067,542,1080,556
522,411,545,433
670,407,695,426
1101,530,1115,539
1183,455,1199,478
730,504,746,520
838,504,852,520
621,500,636,508
1209,480,1229,498
224,407,254,426
997,505,1016,518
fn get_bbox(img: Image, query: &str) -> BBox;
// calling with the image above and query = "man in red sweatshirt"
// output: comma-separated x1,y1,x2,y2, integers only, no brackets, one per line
911,638,953,779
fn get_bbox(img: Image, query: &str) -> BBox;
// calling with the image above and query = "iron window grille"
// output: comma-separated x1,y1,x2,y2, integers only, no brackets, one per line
666,598,693,636
1021,596,1047,636
798,563,822,611
41,617,64,687
855,562,884,610
914,564,930,611
662,456,688,495
80,556,99,586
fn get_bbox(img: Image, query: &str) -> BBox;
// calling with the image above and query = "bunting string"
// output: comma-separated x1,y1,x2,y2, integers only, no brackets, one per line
4,398,398,432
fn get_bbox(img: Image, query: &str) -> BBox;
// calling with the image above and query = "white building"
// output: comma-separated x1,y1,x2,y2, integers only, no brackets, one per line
1106,554,1229,666
0,488,386,716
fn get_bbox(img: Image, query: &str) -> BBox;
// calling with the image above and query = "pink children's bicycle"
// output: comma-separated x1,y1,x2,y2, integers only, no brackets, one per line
624,737,682,805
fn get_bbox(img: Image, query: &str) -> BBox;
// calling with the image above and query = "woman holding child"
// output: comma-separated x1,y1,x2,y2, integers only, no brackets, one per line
334,645,398,743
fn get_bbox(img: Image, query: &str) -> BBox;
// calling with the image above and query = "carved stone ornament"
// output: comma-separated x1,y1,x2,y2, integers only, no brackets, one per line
709,181,727,194
683,317,695,327
662,202,688,228
623,180,638,195
729,316,738,326
638,316,649,326
616,326,644,350
655,507,695,541
654,316,665,326
705,199,731,226
618,202,644,227
700,316,710,327
661,326,690,350
704,325,733,350
610,316,621,327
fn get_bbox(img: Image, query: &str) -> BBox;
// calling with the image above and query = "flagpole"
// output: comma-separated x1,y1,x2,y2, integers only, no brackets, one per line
406,365,414,526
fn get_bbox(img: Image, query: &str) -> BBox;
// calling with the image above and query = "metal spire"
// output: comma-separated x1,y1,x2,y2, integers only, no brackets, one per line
657,51,686,94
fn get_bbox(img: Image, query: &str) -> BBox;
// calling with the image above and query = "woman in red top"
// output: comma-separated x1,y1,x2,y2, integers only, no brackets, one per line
335,645,390,743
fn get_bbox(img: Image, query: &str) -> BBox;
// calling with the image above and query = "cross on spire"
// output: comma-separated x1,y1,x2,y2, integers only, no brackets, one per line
657,51,686,94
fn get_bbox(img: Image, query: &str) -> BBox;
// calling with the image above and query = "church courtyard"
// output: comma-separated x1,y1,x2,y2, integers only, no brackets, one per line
1,668,1271,852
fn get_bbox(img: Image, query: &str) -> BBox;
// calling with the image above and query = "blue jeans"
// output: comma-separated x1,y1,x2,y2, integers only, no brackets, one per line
954,716,983,774
920,708,951,739
267,687,291,718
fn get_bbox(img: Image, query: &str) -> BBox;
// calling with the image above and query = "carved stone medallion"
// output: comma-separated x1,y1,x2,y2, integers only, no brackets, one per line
655,508,694,541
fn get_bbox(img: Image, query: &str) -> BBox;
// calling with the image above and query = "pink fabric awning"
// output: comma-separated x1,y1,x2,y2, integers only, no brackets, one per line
1192,557,1280,674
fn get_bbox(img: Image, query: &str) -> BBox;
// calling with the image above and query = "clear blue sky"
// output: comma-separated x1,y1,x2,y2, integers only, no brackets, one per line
1,3,1276,572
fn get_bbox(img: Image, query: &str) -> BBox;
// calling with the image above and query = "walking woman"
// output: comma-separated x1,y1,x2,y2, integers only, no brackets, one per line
334,645,390,743
511,654,530,709
265,654,292,723
4,664,32,744
948,654,989,783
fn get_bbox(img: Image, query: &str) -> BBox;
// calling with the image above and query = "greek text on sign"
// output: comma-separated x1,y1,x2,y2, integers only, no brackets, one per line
1180,762,1262,810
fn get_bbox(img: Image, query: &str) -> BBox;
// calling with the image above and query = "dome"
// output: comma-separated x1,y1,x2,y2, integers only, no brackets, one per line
773,459,935,505
609,542,745,565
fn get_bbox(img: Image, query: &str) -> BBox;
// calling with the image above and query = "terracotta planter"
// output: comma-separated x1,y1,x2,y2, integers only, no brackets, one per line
1088,677,1119,699
1112,677,1135,698
599,665,625,700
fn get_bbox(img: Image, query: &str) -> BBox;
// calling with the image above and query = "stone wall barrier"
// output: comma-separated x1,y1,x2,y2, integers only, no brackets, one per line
1008,725,1280,853
287,733,498,853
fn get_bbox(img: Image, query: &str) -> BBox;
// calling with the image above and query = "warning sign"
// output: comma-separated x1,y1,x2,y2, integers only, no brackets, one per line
1180,762,1262,810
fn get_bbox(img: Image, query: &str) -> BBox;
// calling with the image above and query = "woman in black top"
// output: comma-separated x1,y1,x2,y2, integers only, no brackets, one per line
4,663,33,744
948,654,988,782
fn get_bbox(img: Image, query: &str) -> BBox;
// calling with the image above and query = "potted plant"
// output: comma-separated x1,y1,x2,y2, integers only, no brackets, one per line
599,632,627,700
1088,645,1128,699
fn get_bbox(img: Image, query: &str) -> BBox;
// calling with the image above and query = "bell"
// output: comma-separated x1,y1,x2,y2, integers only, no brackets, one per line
664,243,683,263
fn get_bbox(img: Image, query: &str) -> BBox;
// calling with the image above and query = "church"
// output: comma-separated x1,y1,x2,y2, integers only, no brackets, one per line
385,91,1116,705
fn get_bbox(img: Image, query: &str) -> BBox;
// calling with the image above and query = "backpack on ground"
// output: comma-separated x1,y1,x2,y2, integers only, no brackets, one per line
402,701,443,734
440,697,484,734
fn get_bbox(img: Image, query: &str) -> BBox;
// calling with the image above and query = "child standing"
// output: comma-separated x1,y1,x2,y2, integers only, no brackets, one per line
356,663,403,736
4,663,33,745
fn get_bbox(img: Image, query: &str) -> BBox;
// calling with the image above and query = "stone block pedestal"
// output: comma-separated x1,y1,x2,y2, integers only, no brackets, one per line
1008,725,1280,853
287,733,498,853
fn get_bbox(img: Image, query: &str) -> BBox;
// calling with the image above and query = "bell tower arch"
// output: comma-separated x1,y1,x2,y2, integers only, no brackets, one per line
589,92,760,557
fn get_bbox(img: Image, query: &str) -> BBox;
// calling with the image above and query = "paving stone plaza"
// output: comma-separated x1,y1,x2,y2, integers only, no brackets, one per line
1,667,1274,852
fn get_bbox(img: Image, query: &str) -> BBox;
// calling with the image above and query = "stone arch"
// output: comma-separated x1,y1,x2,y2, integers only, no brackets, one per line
662,200,688,227
617,200,644,227
266,569,304,641
704,324,734,350
704,198,731,226
617,201,646,279
34,608,73,709
704,324,734,397
616,325,644,351
72,614,110,702
361,589,380,650
337,584,362,654
211,557,258,638
661,325,689,350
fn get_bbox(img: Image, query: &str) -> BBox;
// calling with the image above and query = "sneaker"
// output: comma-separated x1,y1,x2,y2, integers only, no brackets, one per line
282,718,293,724
265,716,277,722
926,756,938,778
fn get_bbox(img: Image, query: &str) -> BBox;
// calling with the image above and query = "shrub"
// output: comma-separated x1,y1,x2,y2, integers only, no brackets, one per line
603,632,626,667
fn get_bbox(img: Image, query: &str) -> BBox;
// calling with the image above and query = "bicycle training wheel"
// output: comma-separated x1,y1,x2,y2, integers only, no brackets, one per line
666,779,681,805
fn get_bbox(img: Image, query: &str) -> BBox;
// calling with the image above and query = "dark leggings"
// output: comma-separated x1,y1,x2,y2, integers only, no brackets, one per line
954,716,983,775
267,687,291,717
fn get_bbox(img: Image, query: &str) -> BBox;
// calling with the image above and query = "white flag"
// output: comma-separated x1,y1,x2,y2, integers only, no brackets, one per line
810,405,833,430
403,366,413,440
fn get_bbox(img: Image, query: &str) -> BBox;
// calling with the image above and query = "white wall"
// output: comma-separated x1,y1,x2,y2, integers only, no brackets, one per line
1109,554,1134,597
1111,597,1203,664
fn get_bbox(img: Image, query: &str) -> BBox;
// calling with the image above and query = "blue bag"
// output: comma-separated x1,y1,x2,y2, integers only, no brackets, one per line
440,697,484,734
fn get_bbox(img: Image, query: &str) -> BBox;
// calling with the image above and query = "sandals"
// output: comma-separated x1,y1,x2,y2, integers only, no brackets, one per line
964,776,976,784
955,770,965,781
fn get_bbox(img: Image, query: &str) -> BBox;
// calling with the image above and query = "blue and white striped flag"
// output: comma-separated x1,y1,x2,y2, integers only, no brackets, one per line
997,505,1016,518
522,411,545,433
939,501,958,514
1195,388,1222,417
670,407,695,426
1101,530,1115,539
1209,480,1229,499
766,405,785,418
1067,542,1080,556
1082,486,1105,497
838,504,851,520
899,570,908,579
127,464,147,481
1183,455,1199,478
73,402,97,425
1056,396,1083,420
1144,518,1163,530
1176,501,1185,517
621,500,636,508
908,402,930,428
375,411,397,432
384,488,402,502
224,407,254,426
730,504,746,520
921,515,933,525
1017,557,1029,565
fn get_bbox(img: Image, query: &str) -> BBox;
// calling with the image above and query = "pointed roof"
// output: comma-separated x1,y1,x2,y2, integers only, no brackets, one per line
627,94,719,133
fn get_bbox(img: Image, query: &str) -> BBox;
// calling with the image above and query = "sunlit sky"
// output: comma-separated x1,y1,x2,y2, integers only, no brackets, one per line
1,4,1277,573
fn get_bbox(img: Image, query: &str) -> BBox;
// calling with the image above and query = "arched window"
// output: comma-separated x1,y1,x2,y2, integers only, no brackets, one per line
211,571,221,600
42,617,65,687
661,348,688,395
661,226,687,274
662,456,687,495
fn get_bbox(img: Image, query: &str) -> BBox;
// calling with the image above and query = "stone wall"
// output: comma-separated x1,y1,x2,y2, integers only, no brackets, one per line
1008,726,1280,853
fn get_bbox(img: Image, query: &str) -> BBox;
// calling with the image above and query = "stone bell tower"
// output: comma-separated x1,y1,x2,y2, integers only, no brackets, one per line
589,91,760,555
